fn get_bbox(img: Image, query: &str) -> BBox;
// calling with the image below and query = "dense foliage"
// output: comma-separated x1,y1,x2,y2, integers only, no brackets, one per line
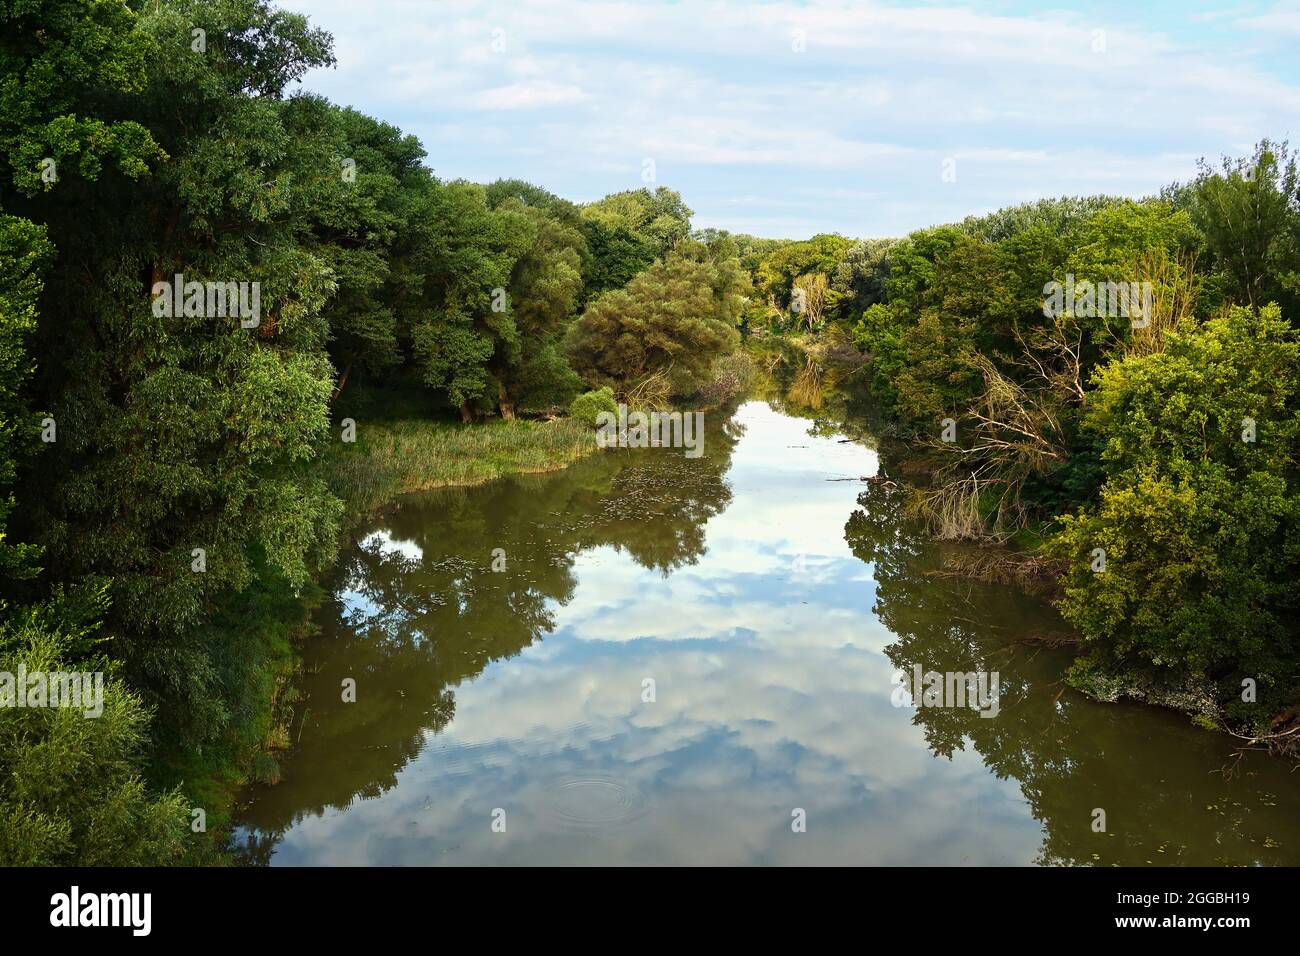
1,0,1296,865
833,142,1300,730
0,0,749,863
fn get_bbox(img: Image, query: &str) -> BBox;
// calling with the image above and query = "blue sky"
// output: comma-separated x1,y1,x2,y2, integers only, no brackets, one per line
290,0,1300,238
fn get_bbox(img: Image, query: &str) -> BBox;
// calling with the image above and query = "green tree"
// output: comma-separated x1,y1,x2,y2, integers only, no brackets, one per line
0,598,192,866
580,218,657,301
581,186,693,258
754,233,853,311
493,196,586,415
831,238,895,321
408,180,531,420
1047,306,1300,717
1183,140,1300,314
567,238,747,398
8,0,344,748
0,215,50,597
314,106,430,397
0,0,165,196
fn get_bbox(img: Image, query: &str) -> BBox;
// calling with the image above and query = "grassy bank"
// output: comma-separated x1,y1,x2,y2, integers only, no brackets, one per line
324,416,600,521
171,410,599,860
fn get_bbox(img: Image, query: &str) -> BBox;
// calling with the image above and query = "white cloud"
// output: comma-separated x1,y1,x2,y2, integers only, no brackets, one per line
288,0,1300,235
475,80,588,109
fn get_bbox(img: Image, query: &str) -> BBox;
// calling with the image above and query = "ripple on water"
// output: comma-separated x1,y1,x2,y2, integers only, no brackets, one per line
548,776,649,830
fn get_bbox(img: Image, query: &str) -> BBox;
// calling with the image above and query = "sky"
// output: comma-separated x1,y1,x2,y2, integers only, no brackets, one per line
288,0,1300,239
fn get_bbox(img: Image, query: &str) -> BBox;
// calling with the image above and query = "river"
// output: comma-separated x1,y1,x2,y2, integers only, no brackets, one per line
233,369,1300,865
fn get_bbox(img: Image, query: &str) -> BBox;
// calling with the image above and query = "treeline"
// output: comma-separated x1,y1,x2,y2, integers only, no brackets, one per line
828,146,1298,738
3,0,1297,867
710,145,1299,738
0,0,752,864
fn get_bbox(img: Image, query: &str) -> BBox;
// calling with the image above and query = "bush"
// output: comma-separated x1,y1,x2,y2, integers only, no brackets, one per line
0,610,193,866
566,240,746,398
1046,305,1300,716
568,387,619,427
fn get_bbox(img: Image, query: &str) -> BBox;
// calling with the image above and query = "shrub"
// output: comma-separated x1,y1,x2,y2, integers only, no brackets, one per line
0,610,193,866
568,387,619,427
1046,305,1300,715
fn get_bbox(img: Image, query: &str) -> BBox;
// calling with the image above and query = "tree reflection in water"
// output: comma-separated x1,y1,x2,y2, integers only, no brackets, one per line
234,356,1300,867
846,481,1296,866
233,414,742,862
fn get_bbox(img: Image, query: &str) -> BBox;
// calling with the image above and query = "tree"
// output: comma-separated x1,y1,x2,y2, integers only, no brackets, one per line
567,238,747,399
754,233,853,310
791,272,834,330
580,217,658,300
314,106,431,398
1183,140,1300,314
0,0,165,196
408,180,531,420
493,197,586,415
0,598,192,866
581,186,693,258
831,238,895,321
0,215,50,598
1047,306,1300,718
8,0,344,748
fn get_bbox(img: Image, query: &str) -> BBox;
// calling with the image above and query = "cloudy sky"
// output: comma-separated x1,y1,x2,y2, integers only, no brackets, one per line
289,0,1300,238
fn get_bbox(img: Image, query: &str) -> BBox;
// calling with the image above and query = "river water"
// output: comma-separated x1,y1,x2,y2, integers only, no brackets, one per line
233,387,1300,865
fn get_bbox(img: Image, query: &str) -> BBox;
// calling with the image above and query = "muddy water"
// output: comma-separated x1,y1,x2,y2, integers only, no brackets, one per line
233,399,1300,865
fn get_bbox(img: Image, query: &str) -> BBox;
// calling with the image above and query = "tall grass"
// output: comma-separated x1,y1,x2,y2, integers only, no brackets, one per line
323,416,598,522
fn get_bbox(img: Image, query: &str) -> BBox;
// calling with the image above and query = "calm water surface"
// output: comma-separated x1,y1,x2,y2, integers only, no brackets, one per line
234,397,1300,865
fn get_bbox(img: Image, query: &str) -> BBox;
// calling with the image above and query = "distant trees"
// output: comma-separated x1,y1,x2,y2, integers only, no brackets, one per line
581,186,693,258
753,233,853,318
578,187,693,303
832,238,896,320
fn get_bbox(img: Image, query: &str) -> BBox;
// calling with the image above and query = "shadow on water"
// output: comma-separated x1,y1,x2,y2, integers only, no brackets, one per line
233,351,1300,866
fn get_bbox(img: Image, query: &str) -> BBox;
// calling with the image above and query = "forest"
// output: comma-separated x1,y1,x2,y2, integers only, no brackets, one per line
1,0,1298,865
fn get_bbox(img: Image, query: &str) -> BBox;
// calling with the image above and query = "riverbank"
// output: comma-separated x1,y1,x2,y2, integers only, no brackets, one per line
751,332,1300,760
175,409,600,859
324,416,600,523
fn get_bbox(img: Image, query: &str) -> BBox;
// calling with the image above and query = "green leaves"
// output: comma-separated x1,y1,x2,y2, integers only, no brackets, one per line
4,0,347,752
1183,140,1300,315
0,0,166,195
566,239,747,400
1049,306,1300,698
0,606,191,866
581,186,693,259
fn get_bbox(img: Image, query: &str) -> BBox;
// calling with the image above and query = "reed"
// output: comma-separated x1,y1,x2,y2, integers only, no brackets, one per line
323,416,598,521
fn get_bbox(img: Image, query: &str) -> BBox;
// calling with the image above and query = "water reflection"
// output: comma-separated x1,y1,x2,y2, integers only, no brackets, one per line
233,389,1300,866
848,483,1296,865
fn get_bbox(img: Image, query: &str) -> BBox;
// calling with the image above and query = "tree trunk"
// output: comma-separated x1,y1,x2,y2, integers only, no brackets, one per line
459,403,476,424
496,378,516,420
330,357,353,403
